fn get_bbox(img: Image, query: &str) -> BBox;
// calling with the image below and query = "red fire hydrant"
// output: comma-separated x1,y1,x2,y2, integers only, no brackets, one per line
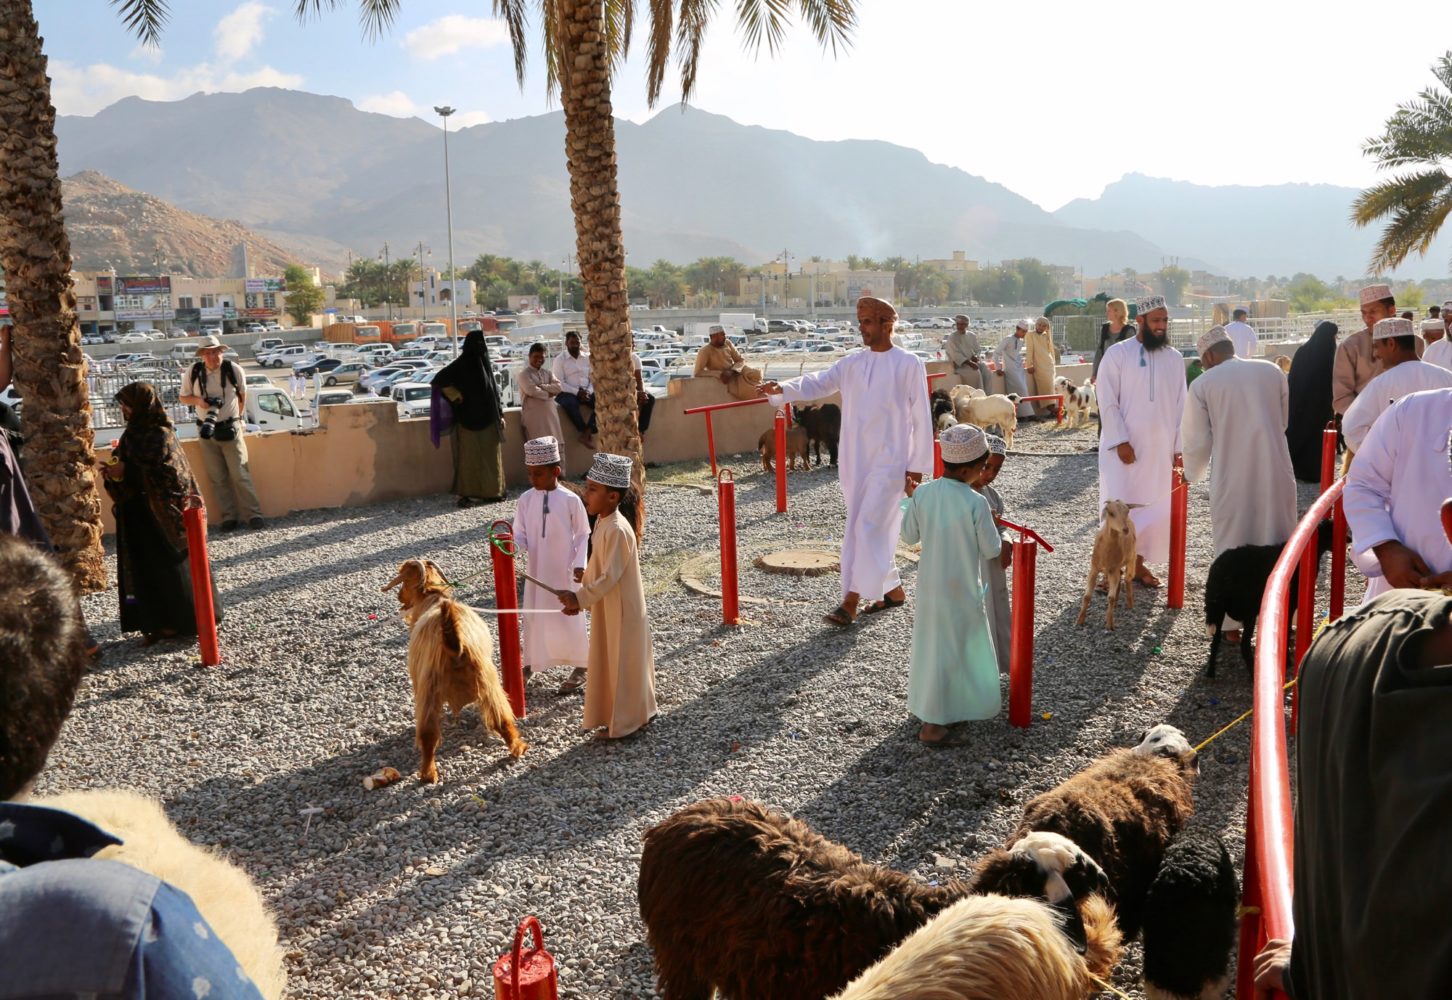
493,916,558,1000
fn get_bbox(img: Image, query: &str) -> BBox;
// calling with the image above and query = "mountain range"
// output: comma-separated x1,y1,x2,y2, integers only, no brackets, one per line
52,87,1451,280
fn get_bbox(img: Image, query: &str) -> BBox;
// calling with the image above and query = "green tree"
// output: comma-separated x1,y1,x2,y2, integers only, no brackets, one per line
1353,51,1452,272
1286,273,1337,313
1156,266,1191,306
1014,258,1055,306
283,264,324,325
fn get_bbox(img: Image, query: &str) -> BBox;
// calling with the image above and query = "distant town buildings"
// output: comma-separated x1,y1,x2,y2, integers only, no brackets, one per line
71,271,302,337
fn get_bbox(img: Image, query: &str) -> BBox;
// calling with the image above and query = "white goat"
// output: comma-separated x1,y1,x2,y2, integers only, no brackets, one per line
1054,376,1098,429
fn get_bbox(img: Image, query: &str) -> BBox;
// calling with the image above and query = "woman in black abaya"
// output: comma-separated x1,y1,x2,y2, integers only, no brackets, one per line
1285,321,1340,482
431,330,506,506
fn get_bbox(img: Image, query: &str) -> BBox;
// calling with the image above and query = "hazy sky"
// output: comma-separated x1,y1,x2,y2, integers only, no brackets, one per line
34,1,1450,210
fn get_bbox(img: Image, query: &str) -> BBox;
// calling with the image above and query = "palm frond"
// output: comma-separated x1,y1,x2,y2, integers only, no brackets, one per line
601,0,635,81
293,0,398,40
493,0,532,87
675,0,720,102
735,0,791,55
1352,172,1452,271
794,0,855,54
644,0,676,106
109,0,170,47
1351,169,1449,225
1432,51,1452,93
540,0,562,100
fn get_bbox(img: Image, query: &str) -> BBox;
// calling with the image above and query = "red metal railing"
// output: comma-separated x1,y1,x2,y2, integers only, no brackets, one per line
716,469,740,625
488,520,528,718
181,495,220,667
1167,467,1189,609
1017,393,1067,425
1238,467,1346,998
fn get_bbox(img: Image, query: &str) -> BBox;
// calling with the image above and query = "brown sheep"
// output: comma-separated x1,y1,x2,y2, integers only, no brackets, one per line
638,797,969,1000
831,892,1124,1000
993,726,1198,938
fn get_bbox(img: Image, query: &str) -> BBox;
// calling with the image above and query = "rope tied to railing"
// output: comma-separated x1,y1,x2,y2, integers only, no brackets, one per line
1194,676,1299,755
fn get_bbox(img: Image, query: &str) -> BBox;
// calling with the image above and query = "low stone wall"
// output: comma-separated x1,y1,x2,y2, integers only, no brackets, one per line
97,346,1306,535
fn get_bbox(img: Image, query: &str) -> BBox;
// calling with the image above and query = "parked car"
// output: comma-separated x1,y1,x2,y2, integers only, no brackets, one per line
392,382,434,418
643,369,689,399
353,343,396,363
260,345,313,368
117,331,151,344
370,368,427,395
360,361,428,392
295,356,343,377
111,352,159,365
253,337,284,356
168,343,201,362
319,362,368,386
315,389,357,408
245,386,308,433
244,373,273,389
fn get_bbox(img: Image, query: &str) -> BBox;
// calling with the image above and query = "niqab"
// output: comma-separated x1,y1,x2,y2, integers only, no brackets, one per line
1285,321,1339,482
431,330,503,432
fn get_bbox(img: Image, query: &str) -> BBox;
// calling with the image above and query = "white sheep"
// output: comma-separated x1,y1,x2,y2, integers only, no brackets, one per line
38,788,287,1000
957,393,1020,448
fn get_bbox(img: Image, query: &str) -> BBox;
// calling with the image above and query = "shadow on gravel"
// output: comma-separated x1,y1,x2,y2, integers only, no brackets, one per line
165,622,872,935
1019,452,1097,508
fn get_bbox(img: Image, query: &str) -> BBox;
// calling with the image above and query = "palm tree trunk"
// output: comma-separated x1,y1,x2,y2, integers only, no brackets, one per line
0,5,107,592
556,0,645,524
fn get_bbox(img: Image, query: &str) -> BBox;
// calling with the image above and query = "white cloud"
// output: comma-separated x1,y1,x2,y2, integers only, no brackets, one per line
128,43,165,66
403,15,509,61
357,91,490,127
214,2,274,64
49,60,304,117
357,90,426,118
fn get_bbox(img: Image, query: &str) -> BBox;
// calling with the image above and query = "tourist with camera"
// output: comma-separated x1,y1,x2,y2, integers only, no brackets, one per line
179,337,264,531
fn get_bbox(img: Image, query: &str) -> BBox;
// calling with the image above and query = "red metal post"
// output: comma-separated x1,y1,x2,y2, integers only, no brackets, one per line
1329,496,1348,620
933,439,943,480
703,412,718,477
1008,536,1037,728
489,520,527,718
1319,423,1338,493
1167,469,1188,609
181,496,220,667
774,407,788,514
717,469,740,625
1055,394,1065,426
1235,755,1267,1000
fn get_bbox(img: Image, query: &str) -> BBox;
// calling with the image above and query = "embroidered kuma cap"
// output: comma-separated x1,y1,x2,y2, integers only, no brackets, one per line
524,436,560,466
938,423,988,464
1136,294,1167,315
1359,283,1393,306
1196,325,1232,356
1372,317,1415,341
984,433,1007,457
587,453,633,490
1422,319,1444,335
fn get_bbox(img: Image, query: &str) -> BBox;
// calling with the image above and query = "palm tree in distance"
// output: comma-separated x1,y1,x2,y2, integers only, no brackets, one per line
1353,51,1452,273
292,0,858,513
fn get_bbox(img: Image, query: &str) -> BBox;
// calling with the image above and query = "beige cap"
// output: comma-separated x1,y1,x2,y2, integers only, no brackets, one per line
1196,325,1232,356
1359,283,1393,306
1372,317,1415,340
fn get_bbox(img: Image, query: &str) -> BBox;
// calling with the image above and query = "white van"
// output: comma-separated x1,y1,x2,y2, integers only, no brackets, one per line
245,386,308,433
169,343,201,362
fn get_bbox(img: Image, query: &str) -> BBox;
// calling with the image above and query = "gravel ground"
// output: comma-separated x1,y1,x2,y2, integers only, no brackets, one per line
42,417,1353,999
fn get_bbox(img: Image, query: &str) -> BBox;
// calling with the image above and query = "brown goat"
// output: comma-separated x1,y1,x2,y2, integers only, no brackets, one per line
638,797,969,1000
1000,734,1197,939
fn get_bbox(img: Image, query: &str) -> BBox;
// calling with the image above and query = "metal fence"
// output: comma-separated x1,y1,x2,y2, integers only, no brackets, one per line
88,365,191,433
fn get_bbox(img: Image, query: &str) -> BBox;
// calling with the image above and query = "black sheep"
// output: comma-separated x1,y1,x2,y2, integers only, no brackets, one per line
793,403,841,467
1141,829,1238,1000
929,389,954,428
1203,519,1333,676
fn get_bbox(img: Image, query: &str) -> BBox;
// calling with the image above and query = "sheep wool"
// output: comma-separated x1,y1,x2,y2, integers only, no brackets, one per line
1141,830,1238,1000
37,788,287,1000
638,797,968,1000
832,893,1123,1000
1010,745,1197,937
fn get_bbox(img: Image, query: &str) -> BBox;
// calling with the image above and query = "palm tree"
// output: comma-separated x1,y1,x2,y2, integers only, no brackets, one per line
310,0,855,506
0,5,106,591
1353,51,1452,273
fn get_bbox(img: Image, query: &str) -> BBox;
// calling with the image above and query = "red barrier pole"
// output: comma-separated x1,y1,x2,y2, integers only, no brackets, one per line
717,469,740,625
774,407,788,514
1319,423,1338,493
488,520,527,718
933,439,943,480
181,495,220,667
704,412,718,477
1055,394,1065,426
1236,756,1267,1000
1167,469,1188,609
1008,535,1037,728
1329,496,1347,620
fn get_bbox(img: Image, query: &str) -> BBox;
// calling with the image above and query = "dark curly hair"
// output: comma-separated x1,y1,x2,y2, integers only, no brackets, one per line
0,536,88,798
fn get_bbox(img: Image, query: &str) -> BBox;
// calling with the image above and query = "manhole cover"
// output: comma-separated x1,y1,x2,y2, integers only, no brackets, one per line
753,549,840,576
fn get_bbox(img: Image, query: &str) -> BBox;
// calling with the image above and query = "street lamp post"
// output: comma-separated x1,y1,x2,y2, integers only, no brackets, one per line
435,105,460,357
378,241,392,321
414,241,432,320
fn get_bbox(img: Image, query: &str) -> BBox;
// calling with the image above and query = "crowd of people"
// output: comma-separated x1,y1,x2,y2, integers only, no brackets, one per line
3,278,1451,995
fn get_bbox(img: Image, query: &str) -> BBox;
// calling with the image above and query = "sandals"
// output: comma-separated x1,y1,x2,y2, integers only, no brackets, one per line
823,603,857,627
863,594,907,615
1135,572,1162,589
558,667,587,694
